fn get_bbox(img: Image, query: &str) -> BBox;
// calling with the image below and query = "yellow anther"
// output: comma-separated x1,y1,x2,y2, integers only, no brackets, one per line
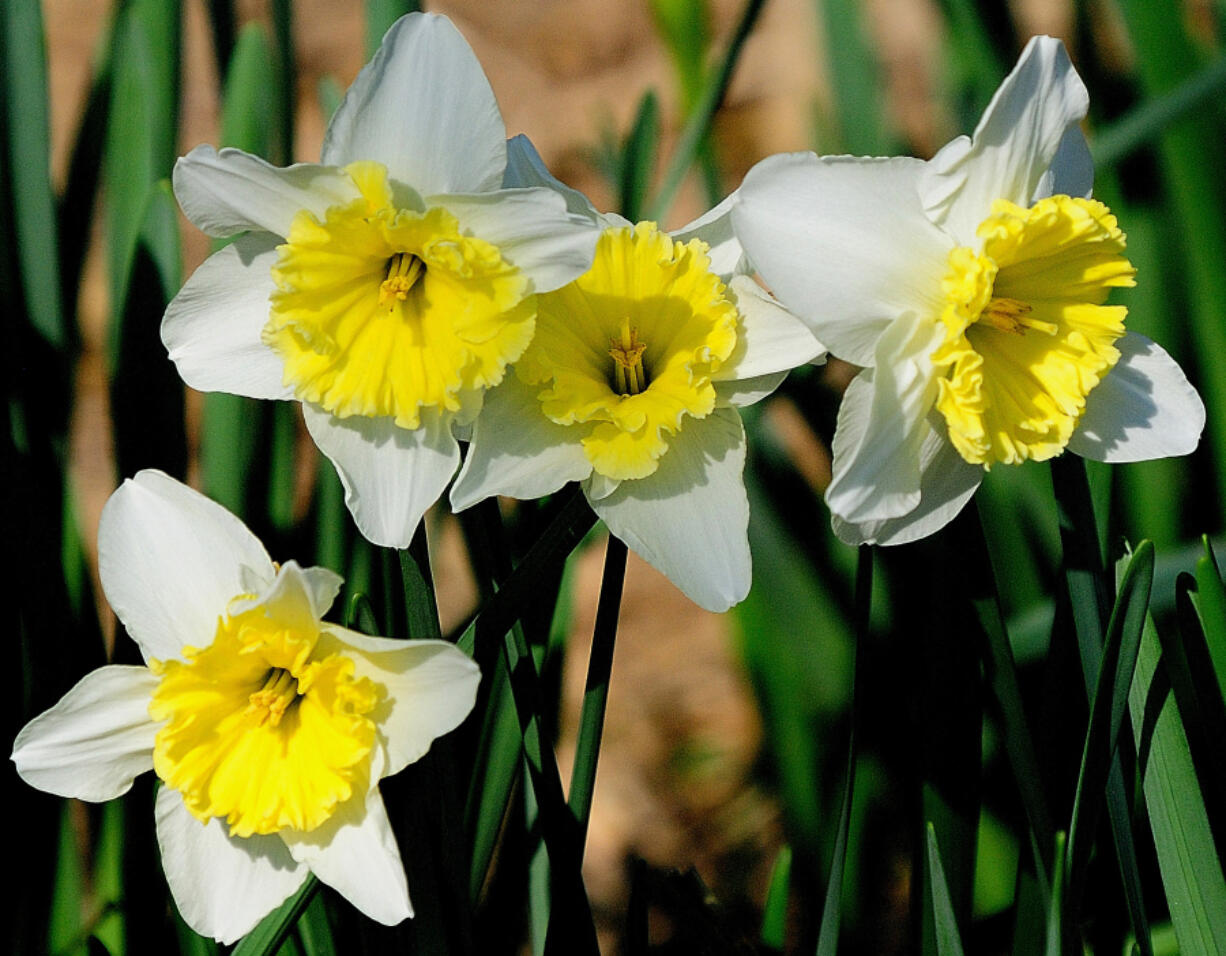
977,297,1057,336
609,317,648,395
246,668,299,727
378,252,425,306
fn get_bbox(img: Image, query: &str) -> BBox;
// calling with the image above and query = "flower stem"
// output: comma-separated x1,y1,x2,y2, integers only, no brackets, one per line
460,493,601,954
647,0,769,223
568,534,629,850
1050,455,1153,956
815,545,871,956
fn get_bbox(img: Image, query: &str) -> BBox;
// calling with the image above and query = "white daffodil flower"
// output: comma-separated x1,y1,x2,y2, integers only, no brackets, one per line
161,13,600,549
11,471,479,944
450,138,825,612
733,35,1204,546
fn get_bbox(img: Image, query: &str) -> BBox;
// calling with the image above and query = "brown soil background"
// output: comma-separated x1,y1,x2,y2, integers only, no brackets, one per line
43,0,1080,948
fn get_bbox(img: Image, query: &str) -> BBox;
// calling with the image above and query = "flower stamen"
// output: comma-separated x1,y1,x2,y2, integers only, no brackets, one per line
976,297,1056,336
379,252,425,307
609,317,648,395
245,667,300,727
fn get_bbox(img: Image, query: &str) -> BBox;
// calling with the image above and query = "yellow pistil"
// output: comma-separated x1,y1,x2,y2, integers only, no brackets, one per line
149,602,380,838
609,318,648,395
932,195,1135,467
516,222,738,481
263,160,534,430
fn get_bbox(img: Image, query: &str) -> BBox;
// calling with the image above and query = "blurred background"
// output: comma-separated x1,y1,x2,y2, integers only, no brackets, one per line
9,0,1226,953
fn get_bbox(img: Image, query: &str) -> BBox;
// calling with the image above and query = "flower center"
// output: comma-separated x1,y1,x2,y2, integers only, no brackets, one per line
516,222,739,482
149,602,380,838
931,195,1135,467
245,667,300,727
263,160,535,430
378,252,425,306
609,318,648,395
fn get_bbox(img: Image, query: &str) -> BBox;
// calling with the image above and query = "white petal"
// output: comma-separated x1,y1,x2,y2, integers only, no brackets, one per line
831,427,982,545
589,408,750,612
1068,333,1205,463
320,629,480,778
587,471,621,500
825,316,945,524
673,190,747,278
281,788,412,924
229,561,325,636
921,36,1090,244
155,787,308,945
304,406,460,549
161,234,294,401
714,371,788,408
1035,125,1093,201
450,376,590,510
173,145,356,239
716,275,825,386
11,665,159,801
100,470,275,663
434,188,599,294
322,13,505,196
502,134,598,219
301,566,343,618
733,152,950,366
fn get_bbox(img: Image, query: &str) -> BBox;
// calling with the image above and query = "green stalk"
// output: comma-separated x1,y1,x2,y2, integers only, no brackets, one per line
1051,456,1153,956
567,535,628,847
815,546,871,956
646,0,768,223
968,501,1055,894
460,495,600,953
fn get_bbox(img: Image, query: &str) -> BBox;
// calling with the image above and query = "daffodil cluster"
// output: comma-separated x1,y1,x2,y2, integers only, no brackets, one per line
8,13,1210,950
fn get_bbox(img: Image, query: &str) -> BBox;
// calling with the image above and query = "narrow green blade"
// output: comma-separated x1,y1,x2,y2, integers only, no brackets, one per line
926,824,967,956
1,0,64,347
1130,576,1226,954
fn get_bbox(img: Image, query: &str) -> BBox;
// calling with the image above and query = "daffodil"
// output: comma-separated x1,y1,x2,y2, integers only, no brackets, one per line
733,36,1204,545
11,471,480,943
161,13,599,548
450,139,825,611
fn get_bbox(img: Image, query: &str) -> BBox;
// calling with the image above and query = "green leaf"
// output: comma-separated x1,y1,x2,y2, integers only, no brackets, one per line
295,889,337,956
926,823,967,956
103,0,180,362
647,0,768,222
647,0,710,107
1065,541,1154,933
568,536,628,845
1043,832,1067,956
1052,456,1153,956
1,0,65,347
1115,0,1226,512
815,547,871,956
1194,538,1226,706
1094,54,1226,168
819,0,890,153
618,91,659,223
1129,573,1226,954
366,0,419,58
761,845,792,950
969,501,1055,893
220,23,278,153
